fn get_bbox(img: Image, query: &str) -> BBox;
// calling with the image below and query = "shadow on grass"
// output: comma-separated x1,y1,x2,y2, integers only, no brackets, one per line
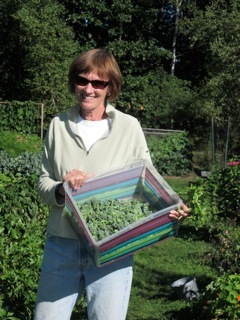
177,224,212,242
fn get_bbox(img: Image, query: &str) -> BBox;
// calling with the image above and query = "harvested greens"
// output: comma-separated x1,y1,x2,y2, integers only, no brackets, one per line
77,198,154,241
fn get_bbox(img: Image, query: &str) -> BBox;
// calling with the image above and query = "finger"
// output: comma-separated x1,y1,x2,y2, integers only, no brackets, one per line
180,203,190,213
85,172,95,180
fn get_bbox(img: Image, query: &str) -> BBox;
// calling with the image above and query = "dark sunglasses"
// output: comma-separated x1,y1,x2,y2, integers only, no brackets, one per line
75,76,109,89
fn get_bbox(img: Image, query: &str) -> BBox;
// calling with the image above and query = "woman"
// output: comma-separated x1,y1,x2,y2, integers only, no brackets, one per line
34,48,188,320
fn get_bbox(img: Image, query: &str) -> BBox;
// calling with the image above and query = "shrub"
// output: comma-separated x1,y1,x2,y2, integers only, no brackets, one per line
146,131,193,176
0,173,48,319
184,163,240,230
0,150,42,176
210,224,240,274
197,274,240,320
0,101,41,135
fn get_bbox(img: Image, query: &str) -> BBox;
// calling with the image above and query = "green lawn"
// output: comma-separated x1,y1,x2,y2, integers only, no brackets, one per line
0,130,43,156
128,237,215,320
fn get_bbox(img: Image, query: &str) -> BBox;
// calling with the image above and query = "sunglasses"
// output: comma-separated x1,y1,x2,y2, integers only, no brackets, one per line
75,76,109,89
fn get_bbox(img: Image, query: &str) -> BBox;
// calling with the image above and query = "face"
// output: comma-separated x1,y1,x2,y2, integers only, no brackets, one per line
75,71,110,114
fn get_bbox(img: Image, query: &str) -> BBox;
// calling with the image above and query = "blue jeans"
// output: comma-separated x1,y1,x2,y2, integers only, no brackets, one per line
34,234,133,320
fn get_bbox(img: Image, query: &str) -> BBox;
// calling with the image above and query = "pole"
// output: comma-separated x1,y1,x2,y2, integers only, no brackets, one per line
224,116,231,165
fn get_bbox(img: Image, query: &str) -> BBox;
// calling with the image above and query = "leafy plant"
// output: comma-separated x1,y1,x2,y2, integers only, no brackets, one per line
0,150,42,176
199,274,240,320
0,173,48,319
0,295,20,320
77,198,154,241
184,164,240,229
0,102,42,135
209,224,240,274
146,132,193,176
182,178,214,230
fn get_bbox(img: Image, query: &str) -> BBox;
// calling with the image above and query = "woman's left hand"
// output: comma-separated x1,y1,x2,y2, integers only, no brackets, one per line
169,203,189,223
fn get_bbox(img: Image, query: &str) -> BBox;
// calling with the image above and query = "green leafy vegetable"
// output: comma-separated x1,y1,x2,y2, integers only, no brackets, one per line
77,198,154,241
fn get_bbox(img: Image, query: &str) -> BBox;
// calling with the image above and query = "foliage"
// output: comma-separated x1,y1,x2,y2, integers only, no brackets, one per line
77,198,154,241
146,132,193,176
0,130,43,157
117,70,195,130
0,101,42,135
2,0,240,151
0,150,42,176
0,144,237,319
1,0,79,114
0,295,20,320
1,0,199,133
0,172,48,320
197,274,240,320
184,164,240,230
210,224,240,275
180,0,240,154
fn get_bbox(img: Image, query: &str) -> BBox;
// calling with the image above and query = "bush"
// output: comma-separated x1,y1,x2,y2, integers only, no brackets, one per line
0,151,46,318
210,224,240,274
0,101,41,135
0,172,48,319
184,164,240,230
0,150,42,176
195,274,240,320
146,131,193,176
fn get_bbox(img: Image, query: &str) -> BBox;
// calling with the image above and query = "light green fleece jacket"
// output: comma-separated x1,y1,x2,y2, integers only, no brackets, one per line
38,103,152,239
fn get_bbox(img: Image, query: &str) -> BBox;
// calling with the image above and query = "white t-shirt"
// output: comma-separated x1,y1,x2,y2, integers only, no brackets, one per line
76,116,110,151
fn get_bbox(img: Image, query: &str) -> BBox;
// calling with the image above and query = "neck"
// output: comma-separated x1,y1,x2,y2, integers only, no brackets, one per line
79,107,108,121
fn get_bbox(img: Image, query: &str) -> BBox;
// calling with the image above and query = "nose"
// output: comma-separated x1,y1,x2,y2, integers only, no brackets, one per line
83,82,94,93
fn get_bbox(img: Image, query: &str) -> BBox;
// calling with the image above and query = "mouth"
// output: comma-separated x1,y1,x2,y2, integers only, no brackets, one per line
81,95,95,100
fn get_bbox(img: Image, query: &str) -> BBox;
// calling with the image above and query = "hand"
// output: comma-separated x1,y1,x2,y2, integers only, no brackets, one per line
63,169,94,191
169,203,189,223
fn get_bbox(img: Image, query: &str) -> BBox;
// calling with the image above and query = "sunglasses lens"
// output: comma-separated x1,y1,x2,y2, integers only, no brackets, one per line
76,76,108,89
91,81,107,89
75,76,88,86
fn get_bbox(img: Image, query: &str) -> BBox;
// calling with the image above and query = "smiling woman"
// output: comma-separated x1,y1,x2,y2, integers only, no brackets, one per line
34,48,152,320
68,48,122,102
34,48,189,320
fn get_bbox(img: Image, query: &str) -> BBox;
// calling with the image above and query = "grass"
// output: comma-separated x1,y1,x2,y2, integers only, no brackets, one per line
0,130,43,157
164,174,197,195
128,237,216,320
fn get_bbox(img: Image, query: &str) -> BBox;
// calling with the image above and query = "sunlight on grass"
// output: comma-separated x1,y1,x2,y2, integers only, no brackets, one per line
128,237,216,320
164,175,197,196
0,130,43,157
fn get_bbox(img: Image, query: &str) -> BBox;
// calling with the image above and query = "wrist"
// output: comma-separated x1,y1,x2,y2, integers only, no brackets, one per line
55,183,65,197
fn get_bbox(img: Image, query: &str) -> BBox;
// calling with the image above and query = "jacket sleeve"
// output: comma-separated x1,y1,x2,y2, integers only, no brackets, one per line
129,118,153,163
37,119,64,207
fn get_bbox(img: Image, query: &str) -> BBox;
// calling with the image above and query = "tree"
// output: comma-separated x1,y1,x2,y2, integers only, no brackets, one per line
0,0,24,100
1,0,80,115
171,0,183,76
180,0,240,153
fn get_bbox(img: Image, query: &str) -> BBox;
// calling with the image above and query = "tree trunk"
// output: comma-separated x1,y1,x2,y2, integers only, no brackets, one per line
171,0,182,76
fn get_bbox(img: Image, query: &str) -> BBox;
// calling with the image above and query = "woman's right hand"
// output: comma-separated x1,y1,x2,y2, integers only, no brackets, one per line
63,169,93,191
